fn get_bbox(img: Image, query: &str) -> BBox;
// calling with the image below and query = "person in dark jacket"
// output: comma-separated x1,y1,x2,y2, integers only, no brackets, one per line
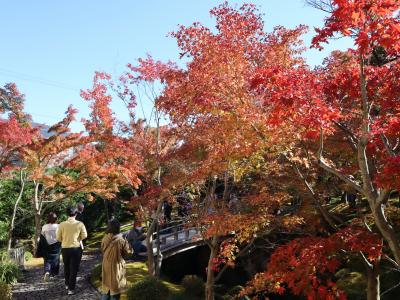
75,202,87,264
40,212,61,281
125,221,147,259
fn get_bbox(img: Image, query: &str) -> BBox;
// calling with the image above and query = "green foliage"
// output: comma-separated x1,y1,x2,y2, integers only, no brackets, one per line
0,261,20,284
217,295,234,300
228,285,243,297
0,176,35,247
127,276,170,300
0,249,20,284
0,282,12,300
336,269,366,300
0,222,8,241
167,292,187,300
90,263,102,287
181,275,205,299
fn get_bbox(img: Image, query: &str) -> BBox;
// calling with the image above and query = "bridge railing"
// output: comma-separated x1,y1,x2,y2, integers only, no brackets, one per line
8,247,25,267
156,226,199,246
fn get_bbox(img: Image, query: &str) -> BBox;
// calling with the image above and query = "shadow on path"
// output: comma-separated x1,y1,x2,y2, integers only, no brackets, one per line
12,252,101,300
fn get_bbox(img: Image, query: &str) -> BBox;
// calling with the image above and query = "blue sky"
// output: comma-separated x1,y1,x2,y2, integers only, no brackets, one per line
0,0,352,131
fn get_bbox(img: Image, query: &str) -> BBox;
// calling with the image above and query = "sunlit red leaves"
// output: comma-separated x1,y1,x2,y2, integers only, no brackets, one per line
312,0,400,56
242,227,381,299
0,83,36,174
0,116,35,173
0,83,27,120
251,65,341,138
81,72,114,135
375,155,400,190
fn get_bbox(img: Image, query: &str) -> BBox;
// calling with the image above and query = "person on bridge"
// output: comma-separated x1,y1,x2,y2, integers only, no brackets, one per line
101,219,131,300
40,212,61,281
56,206,87,296
126,221,147,260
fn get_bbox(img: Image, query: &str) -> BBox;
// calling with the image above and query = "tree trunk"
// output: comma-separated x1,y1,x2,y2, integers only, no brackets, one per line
104,199,110,221
205,236,218,300
360,250,381,300
370,202,400,264
358,58,400,265
366,260,380,300
145,201,163,276
155,221,162,277
32,182,41,253
7,170,25,251
33,211,41,253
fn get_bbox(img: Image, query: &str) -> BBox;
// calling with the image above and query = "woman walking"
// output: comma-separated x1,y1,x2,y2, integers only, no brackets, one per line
101,219,132,300
41,212,61,281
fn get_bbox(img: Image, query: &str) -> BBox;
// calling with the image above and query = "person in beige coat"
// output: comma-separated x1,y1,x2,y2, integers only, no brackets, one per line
101,219,132,300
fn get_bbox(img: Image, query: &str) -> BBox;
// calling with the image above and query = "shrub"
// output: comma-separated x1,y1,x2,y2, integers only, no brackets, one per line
0,282,12,300
127,276,169,300
0,261,20,284
90,263,102,287
91,263,102,280
228,285,243,296
218,295,234,300
167,291,187,300
181,275,205,298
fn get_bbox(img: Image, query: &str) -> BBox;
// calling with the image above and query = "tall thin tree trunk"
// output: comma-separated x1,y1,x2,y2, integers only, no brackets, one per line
7,170,25,251
206,236,218,300
104,199,110,221
370,202,400,264
152,109,163,277
366,262,380,300
361,252,380,300
358,58,400,265
32,182,41,253
155,222,162,277
146,201,163,276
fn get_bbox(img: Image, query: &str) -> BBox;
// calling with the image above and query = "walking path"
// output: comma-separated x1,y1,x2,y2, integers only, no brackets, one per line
12,252,101,300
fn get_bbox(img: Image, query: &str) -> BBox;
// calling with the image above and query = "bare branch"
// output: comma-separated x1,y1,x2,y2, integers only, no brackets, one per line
333,120,358,151
305,0,335,13
317,129,364,194
380,133,395,156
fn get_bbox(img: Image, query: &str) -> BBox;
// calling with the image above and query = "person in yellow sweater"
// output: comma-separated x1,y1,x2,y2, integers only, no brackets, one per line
56,206,87,295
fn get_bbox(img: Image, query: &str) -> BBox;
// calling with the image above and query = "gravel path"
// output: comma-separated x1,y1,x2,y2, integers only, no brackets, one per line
12,252,101,300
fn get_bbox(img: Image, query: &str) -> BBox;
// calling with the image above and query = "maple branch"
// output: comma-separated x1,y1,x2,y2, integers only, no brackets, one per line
332,120,358,151
358,56,377,199
305,0,334,13
317,129,364,195
380,133,395,157
215,238,255,283
384,254,400,269
283,152,339,229
381,281,400,297
393,138,400,153
376,189,391,207
359,251,373,269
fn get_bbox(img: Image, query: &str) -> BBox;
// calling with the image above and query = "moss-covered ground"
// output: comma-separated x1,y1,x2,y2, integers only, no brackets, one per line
87,223,182,300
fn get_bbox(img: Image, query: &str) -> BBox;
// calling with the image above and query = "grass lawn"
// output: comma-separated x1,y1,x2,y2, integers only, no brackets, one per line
85,223,132,252
24,257,43,268
91,261,183,300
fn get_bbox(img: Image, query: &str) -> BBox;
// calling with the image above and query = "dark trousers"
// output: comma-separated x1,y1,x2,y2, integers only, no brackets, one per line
44,242,61,276
61,247,81,290
44,256,60,276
